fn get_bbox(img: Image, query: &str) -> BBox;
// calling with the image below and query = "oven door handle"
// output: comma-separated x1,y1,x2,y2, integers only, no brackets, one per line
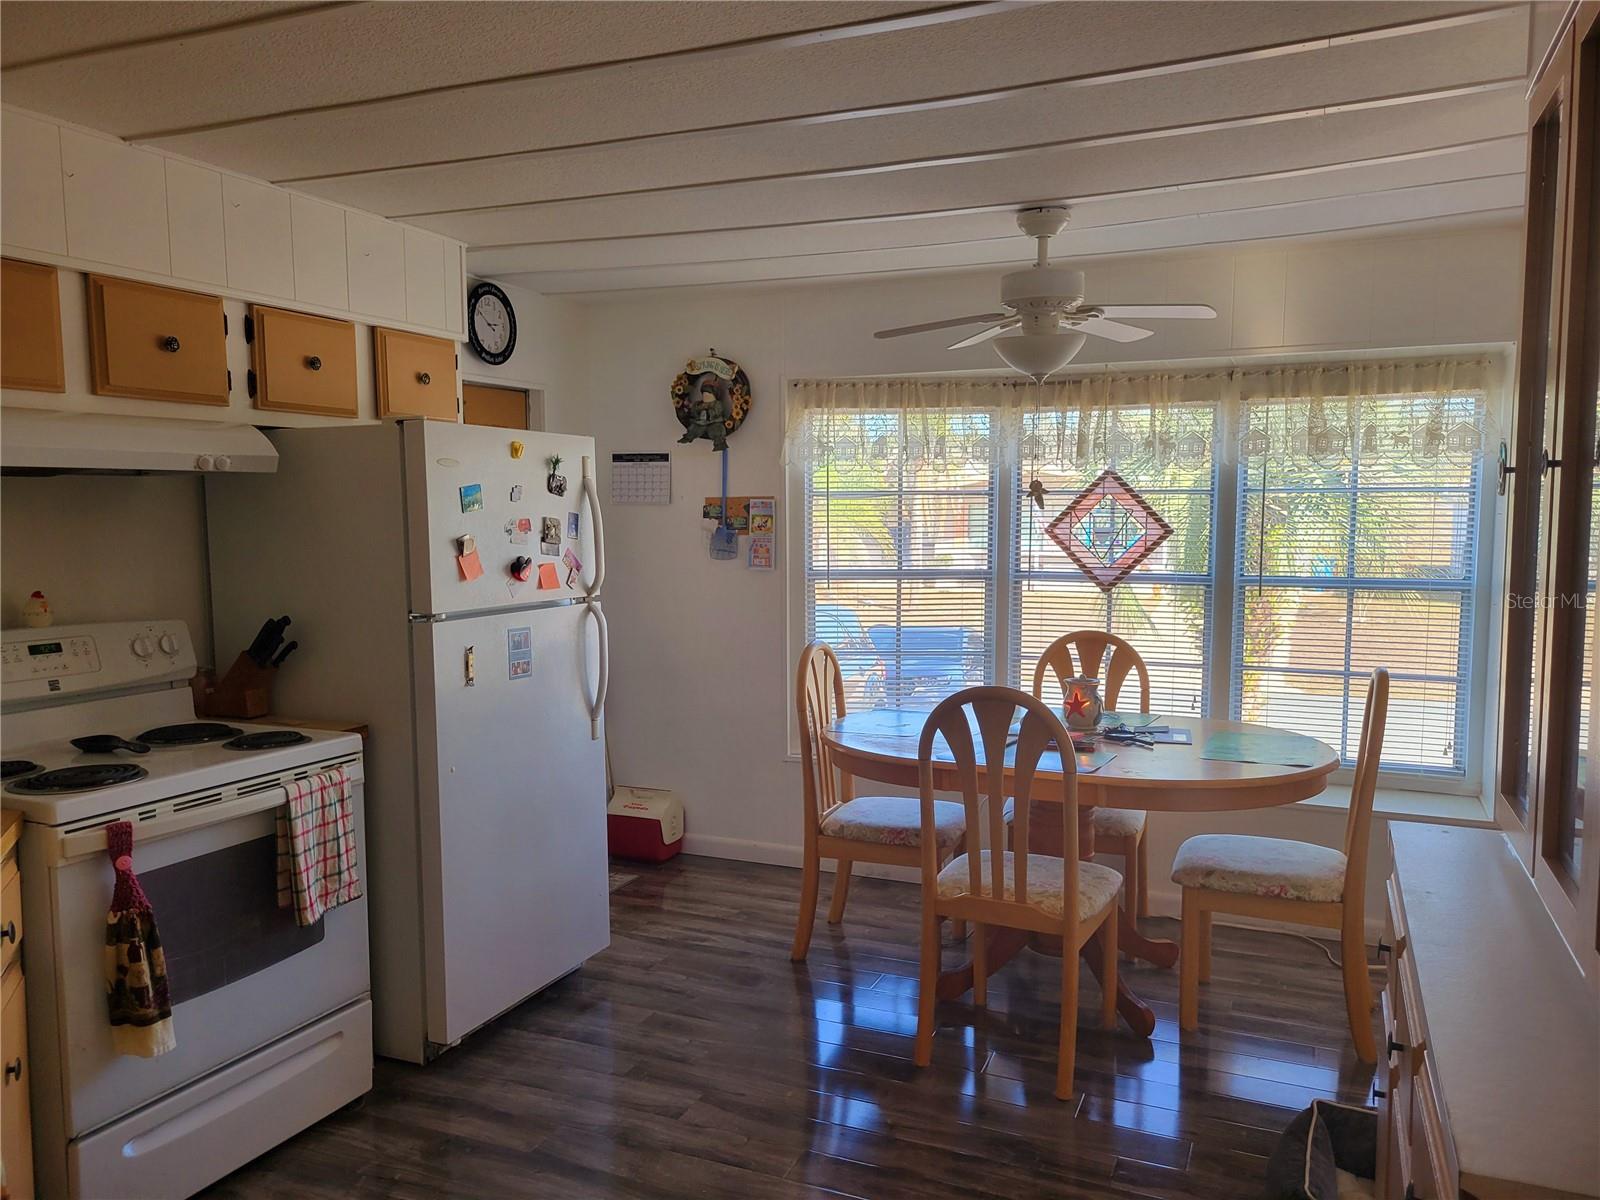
57,786,291,864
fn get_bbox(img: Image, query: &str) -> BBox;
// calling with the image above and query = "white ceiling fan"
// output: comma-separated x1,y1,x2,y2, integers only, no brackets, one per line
874,206,1217,380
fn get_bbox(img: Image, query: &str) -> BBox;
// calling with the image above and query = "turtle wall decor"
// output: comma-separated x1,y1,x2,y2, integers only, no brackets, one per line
671,350,751,451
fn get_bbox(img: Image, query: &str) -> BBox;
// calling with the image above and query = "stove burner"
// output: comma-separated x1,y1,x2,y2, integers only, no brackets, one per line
137,722,244,747
1,760,40,780
8,763,149,794
224,730,312,751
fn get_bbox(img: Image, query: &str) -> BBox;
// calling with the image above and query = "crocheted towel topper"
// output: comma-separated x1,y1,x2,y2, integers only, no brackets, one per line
104,821,176,1057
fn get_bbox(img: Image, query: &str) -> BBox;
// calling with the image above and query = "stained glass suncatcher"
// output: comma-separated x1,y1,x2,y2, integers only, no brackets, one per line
1045,468,1173,593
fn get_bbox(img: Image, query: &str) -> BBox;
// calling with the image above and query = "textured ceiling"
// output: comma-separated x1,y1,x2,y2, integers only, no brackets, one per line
0,1,1550,293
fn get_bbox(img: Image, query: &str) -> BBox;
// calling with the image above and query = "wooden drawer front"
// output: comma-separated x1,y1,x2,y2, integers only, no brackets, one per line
0,856,19,978
88,274,228,405
375,326,456,421
2,964,33,1200
1,258,65,392
251,305,357,417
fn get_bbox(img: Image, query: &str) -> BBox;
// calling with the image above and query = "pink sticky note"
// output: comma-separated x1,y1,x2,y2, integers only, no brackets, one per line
537,562,560,589
457,550,484,581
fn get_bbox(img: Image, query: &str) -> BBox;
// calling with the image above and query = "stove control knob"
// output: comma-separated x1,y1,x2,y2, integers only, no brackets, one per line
194,454,214,472
213,454,232,472
131,636,154,660
158,633,179,655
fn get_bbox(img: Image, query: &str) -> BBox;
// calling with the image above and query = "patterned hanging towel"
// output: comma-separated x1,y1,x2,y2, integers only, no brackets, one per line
275,765,362,926
104,821,176,1057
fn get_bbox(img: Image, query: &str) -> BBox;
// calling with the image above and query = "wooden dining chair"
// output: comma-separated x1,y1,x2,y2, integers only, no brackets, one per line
791,641,967,961
1171,667,1390,1061
913,686,1122,1099
1031,630,1153,918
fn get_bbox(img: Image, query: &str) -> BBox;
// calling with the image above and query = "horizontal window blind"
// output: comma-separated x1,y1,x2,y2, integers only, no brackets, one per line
1230,387,1484,774
1011,404,1216,716
805,409,996,709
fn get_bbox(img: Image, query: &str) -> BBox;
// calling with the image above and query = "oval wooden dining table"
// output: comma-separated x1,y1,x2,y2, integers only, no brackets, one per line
822,709,1339,1038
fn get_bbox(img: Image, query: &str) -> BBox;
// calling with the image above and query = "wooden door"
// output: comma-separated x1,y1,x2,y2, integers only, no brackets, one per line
1,964,32,1200
86,274,229,405
249,305,358,418
374,326,456,420
0,259,64,392
462,382,530,429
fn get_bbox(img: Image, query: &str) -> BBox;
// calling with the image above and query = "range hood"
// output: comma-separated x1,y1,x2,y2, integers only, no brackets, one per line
0,409,278,475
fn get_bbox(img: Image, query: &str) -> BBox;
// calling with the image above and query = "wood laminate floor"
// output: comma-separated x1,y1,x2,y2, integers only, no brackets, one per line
204,856,1380,1199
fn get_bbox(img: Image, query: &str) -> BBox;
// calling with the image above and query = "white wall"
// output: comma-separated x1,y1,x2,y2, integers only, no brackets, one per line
571,224,1523,929
459,276,589,434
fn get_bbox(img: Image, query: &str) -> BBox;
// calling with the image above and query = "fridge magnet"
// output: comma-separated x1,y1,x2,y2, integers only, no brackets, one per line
510,484,524,502
457,549,484,581
510,555,534,582
506,517,532,545
671,350,751,451
546,455,568,496
748,496,775,535
459,483,484,513
540,516,561,553
566,511,580,539
562,547,583,587
748,534,774,571
464,645,476,687
456,534,477,555
510,440,525,459
507,627,533,680
537,562,561,589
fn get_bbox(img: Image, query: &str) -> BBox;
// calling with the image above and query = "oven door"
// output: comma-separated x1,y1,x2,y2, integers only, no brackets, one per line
36,765,369,1138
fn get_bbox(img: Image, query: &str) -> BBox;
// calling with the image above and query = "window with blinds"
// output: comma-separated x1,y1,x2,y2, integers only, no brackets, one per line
1231,387,1484,775
1011,404,1216,715
804,408,997,709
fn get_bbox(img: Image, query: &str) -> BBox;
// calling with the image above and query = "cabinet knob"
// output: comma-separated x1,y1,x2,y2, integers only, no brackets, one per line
1376,939,1392,958
1387,1038,1405,1057
417,371,431,385
160,335,181,353
306,355,322,371
0,920,13,943
4,1057,20,1083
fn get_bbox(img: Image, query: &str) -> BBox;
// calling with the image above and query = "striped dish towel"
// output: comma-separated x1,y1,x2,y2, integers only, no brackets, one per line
275,765,362,926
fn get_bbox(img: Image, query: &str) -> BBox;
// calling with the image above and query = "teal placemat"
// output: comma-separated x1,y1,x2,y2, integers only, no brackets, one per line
1201,731,1326,768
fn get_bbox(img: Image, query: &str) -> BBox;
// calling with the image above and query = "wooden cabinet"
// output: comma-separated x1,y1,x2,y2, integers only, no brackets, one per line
248,305,358,418
374,326,456,421
60,128,170,276
1,812,32,1200
222,175,294,300
87,274,229,406
346,211,407,322
461,382,531,429
0,259,65,393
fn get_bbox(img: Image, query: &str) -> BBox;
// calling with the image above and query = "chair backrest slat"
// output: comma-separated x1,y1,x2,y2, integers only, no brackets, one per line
796,642,848,829
1032,630,1151,713
919,686,1079,926
1342,667,1390,899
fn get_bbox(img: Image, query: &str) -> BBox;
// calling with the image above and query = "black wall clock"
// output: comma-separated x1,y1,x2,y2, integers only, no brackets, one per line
467,281,517,365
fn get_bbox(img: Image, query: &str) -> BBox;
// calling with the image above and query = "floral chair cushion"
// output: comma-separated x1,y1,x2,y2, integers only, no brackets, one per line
936,850,1122,921
999,799,1146,840
1170,834,1347,903
820,795,965,850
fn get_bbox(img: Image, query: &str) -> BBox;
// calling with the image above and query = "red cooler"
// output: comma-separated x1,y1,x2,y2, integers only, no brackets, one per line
607,786,684,862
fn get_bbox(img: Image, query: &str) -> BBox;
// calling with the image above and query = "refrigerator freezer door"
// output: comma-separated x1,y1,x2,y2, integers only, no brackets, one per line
404,421,599,617
410,602,610,1048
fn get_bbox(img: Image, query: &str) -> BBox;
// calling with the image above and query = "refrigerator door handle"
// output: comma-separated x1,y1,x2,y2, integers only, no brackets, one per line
583,598,609,740
581,455,606,598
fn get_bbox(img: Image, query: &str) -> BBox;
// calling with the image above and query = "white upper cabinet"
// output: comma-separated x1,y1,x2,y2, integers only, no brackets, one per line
222,175,294,299
291,194,349,310
443,243,465,336
404,226,446,331
165,159,227,285
60,129,169,274
1,110,67,255
346,209,407,322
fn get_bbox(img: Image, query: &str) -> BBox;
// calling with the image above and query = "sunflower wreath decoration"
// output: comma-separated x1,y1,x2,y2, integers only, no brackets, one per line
671,350,752,452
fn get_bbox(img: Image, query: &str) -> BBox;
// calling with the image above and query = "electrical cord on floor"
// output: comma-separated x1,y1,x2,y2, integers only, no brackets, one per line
1295,933,1385,973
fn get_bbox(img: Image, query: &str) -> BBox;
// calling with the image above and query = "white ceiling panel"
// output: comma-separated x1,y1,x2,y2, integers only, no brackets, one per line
136,1,1492,181
0,1,326,68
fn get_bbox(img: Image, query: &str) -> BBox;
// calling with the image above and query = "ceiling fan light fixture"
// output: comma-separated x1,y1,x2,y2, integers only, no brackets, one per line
993,331,1086,381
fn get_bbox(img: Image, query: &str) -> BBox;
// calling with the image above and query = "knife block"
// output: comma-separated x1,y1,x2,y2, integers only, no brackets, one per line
192,652,275,719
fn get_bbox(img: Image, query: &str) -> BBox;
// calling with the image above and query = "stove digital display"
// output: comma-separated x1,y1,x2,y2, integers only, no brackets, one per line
27,642,62,656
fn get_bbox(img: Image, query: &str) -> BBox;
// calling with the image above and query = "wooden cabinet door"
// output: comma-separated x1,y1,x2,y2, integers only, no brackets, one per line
87,274,229,406
374,327,456,421
0,259,65,392
250,305,358,418
1,965,32,1200
462,382,530,429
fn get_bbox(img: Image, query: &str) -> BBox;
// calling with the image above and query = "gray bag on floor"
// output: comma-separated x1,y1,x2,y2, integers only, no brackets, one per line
1263,1099,1377,1199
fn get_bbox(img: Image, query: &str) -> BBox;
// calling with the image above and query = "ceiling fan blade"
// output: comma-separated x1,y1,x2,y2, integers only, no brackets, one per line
948,320,1020,350
1092,303,1217,320
1076,316,1156,343
874,312,1009,339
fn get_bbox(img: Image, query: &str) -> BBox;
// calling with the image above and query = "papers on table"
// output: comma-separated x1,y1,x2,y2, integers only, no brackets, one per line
1101,711,1161,728
1200,730,1325,768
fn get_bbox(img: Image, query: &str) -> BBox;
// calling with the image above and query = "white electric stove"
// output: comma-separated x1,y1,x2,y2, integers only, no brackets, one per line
2,620,372,1200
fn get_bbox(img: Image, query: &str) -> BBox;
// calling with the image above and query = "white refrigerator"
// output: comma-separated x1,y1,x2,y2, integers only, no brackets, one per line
206,419,610,1063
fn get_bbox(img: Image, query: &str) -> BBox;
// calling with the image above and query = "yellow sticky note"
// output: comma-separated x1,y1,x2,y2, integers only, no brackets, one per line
457,550,484,581
537,562,560,589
